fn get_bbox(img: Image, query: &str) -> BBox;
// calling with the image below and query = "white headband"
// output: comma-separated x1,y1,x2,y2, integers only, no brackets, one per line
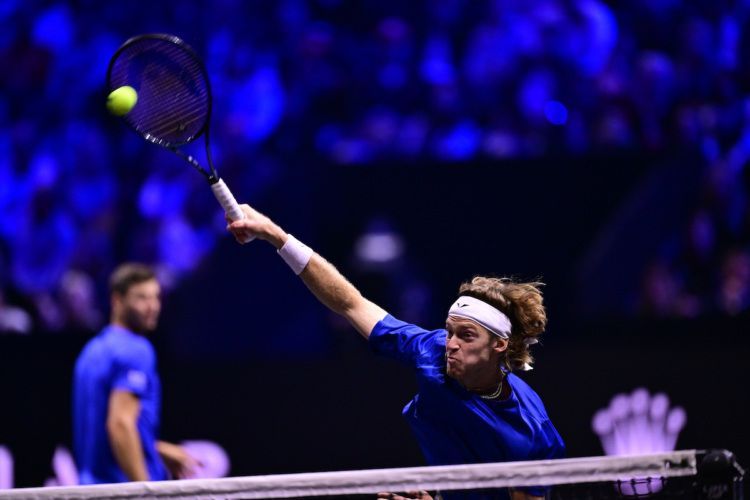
448,296,512,339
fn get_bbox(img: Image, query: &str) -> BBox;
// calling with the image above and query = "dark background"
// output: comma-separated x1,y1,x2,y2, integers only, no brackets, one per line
1,0,749,491
2,156,748,486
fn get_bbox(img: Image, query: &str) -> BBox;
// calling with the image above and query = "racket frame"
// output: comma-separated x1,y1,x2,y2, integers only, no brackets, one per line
106,33,252,235
106,33,220,184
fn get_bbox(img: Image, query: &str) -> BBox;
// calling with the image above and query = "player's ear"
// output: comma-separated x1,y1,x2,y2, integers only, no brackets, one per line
493,336,509,354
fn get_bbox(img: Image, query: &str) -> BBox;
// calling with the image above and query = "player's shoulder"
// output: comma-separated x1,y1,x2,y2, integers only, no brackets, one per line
508,373,549,416
103,326,156,364
370,314,447,362
76,333,106,367
374,314,446,339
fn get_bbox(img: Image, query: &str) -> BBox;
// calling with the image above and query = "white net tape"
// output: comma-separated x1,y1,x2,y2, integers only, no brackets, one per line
0,450,698,499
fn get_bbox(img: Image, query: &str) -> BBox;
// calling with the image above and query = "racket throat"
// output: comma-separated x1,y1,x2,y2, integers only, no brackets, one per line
186,153,215,183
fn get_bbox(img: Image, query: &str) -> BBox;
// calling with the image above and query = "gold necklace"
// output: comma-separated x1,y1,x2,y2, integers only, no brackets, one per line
479,372,505,400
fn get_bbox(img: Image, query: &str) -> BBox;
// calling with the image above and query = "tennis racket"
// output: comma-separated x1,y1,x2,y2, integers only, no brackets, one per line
106,33,253,242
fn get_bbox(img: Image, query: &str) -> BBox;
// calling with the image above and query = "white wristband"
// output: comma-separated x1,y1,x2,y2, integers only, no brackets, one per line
278,234,313,275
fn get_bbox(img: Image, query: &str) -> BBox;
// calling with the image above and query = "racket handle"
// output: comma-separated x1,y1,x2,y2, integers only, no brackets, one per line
211,178,255,243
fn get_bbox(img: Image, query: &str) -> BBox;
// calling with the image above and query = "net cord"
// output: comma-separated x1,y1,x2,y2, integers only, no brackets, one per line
0,450,698,500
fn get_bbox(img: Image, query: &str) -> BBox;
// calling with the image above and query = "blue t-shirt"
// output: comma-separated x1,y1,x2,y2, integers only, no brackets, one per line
370,315,565,498
73,325,167,484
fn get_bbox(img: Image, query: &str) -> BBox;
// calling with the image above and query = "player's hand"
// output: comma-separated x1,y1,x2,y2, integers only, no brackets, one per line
226,204,281,246
156,441,201,479
377,491,433,500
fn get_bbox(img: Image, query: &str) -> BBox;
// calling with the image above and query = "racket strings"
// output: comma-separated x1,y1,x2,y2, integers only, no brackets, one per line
133,56,206,140
108,37,210,146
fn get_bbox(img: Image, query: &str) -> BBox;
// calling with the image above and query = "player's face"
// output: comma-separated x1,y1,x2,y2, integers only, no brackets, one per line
445,317,501,384
117,279,161,334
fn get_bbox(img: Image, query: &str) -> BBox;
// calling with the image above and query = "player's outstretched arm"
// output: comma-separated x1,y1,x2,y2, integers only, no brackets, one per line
227,204,387,338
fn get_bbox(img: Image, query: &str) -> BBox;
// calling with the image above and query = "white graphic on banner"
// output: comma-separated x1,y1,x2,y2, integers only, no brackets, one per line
0,440,231,489
591,388,687,496
0,446,12,489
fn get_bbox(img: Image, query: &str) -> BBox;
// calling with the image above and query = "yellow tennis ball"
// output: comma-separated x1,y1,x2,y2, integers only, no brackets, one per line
106,86,138,116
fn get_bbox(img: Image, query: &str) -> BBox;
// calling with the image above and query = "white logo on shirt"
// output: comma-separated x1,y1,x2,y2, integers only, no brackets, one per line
127,370,147,390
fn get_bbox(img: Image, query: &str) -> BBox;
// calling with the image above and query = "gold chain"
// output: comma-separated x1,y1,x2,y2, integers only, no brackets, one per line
479,372,505,400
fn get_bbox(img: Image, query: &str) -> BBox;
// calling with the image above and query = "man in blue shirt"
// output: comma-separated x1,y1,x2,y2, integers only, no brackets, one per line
73,263,197,484
227,206,565,500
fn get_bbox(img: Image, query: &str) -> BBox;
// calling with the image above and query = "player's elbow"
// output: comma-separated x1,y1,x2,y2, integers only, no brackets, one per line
106,413,137,439
342,296,385,339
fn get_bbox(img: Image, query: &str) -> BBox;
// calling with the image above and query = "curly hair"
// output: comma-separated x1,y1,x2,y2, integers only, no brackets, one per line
457,276,547,371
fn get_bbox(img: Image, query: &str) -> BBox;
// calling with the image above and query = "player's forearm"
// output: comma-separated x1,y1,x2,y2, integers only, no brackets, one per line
156,440,174,452
300,254,362,315
300,255,387,337
107,419,149,481
253,219,366,317
253,221,362,315
227,205,386,336
155,440,176,461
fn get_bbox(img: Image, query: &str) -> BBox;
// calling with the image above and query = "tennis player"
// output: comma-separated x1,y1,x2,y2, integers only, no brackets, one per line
72,264,198,484
228,206,564,500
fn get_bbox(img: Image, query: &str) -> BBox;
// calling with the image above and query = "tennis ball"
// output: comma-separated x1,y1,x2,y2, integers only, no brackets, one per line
106,86,138,116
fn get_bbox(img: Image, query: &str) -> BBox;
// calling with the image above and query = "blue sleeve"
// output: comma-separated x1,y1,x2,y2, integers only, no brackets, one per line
519,418,566,497
369,314,445,367
111,343,154,399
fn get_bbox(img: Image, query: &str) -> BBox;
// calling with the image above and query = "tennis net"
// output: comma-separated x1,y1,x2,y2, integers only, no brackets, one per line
0,449,743,499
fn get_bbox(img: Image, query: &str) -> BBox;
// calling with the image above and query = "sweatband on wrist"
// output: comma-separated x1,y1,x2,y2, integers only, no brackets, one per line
278,234,313,275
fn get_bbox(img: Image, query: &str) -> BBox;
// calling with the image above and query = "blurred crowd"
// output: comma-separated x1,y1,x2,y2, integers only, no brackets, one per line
2,0,750,333
639,129,750,318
